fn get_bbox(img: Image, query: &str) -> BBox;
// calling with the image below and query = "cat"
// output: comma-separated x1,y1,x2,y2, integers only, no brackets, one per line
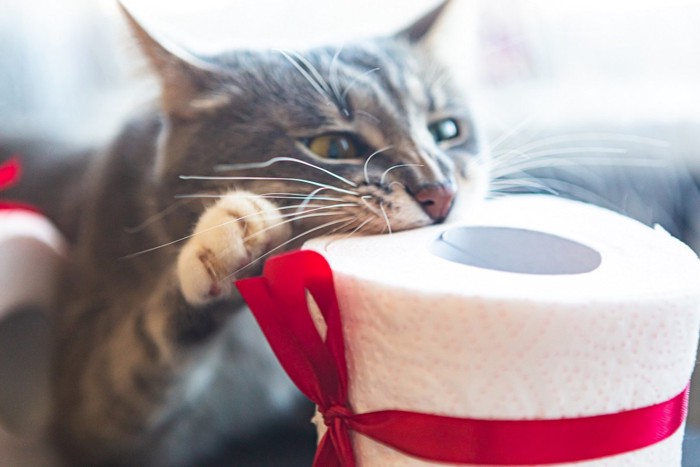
0,1,487,465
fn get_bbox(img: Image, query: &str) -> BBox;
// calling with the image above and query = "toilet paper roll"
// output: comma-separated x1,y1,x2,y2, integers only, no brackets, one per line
0,209,65,466
303,195,700,466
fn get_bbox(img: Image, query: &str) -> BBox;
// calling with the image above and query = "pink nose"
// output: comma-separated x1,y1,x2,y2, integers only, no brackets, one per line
414,184,456,222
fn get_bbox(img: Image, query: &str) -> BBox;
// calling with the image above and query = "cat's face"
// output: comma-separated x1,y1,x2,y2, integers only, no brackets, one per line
126,2,487,239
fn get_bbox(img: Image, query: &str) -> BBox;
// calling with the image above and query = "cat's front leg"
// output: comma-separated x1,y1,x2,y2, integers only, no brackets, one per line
177,191,291,306
52,191,299,466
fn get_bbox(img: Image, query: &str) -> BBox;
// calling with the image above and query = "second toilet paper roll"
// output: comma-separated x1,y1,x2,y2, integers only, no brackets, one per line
0,210,64,466
304,194,700,466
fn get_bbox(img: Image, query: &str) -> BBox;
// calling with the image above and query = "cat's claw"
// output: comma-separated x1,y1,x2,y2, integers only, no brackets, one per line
176,192,290,306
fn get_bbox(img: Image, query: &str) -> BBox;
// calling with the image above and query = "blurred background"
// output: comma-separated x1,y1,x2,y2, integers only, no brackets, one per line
1,0,700,464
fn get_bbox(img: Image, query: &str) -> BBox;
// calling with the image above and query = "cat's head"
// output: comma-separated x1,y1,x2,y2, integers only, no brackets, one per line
123,1,488,238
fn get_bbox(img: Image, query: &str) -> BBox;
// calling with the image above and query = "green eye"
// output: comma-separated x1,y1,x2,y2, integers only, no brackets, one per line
429,118,460,143
305,133,362,159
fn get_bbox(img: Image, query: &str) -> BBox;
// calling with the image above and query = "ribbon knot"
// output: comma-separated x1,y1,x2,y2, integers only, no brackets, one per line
322,404,353,428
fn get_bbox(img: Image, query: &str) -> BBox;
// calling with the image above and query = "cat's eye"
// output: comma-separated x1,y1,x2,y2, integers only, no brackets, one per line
304,133,364,160
428,118,460,143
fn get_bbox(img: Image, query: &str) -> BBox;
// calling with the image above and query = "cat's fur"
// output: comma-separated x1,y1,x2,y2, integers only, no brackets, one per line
1,2,487,465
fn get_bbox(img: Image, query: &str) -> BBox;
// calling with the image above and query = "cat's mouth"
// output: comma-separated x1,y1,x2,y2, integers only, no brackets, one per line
354,189,435,234
286,185,444,238
273,178,460,240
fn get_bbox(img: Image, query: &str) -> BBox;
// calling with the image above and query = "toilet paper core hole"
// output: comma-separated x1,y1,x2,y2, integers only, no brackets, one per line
432,226,601,275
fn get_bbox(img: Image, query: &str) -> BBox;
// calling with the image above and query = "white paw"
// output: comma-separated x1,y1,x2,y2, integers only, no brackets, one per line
177,191,290,306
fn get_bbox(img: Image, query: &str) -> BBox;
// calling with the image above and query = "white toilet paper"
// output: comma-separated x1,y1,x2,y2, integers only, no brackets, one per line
304,195,700,466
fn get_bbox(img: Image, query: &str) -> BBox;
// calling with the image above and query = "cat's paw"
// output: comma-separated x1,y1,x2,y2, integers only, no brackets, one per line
177,192,290,306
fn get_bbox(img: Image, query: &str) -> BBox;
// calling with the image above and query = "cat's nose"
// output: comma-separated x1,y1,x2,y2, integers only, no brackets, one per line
413,184,456,222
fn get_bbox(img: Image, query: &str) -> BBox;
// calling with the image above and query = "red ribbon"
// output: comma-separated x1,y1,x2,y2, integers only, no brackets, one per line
237,250,689,466
0,156,40,213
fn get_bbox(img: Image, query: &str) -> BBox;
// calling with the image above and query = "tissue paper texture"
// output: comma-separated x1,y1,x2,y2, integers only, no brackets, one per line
305,195,700,466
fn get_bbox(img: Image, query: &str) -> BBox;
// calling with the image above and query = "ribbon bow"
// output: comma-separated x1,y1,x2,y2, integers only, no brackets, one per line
0,156,38,213
236,250,689,466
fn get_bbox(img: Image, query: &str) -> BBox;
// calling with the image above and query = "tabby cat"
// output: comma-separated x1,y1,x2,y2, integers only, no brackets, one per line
1,1,487,465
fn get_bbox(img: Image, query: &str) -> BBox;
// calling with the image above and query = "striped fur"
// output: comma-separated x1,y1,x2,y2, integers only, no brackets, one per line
2,2,486,465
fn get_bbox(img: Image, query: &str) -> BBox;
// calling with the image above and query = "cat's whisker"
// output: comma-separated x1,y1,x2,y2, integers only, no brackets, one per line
243,207,358,243
280,47,350,115
355,110,381,125
488,143,647,201
287,49,335,98
488,149,532,169
486,95,577,152
275,49,331,102
295,187,335,215
264,191,348,201
505,133,671,155
487,191,513,200
488,160,558,188
176,193,347,202
341,67,380,101
328,46,349,116
359,195,383,218
363,146,393,185
197,190,346,202
223,216,355,280
347,217,373,237
323,216,373,250
319,218,360,247
492,176,623,212
489,179,559,196
472,150,492,169
124,199,192,234
490,152,664,179
379,201,392,235
485,112,542,153
120,203,349,259
282,203,359,215
178,175,359,196
212,202,357,238
380,163,424,185
492,146,627,162
328,217,359,235
488,145,654,174
214,156,357,188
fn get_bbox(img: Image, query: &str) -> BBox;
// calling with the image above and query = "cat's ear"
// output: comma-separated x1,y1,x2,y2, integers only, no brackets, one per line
119,3,229,120
398,0,477,87
397,0,452,44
